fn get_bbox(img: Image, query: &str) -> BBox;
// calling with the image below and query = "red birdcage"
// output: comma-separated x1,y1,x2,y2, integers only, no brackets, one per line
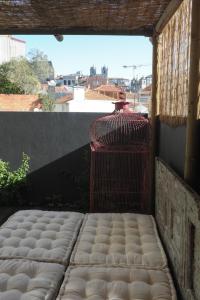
90,101,150,212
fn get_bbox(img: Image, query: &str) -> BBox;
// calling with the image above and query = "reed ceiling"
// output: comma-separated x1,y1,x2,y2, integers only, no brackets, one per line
0,0,171,36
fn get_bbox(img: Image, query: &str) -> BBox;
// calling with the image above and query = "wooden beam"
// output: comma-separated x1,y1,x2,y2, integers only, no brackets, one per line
0,27,153,36
155,0,183,34
184,0,200,185
150,36,158,213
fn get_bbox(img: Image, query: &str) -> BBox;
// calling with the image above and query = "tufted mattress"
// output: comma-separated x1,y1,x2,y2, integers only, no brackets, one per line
0,210,83,265
57,266,177,300
70,213,167,268
0,259,65,300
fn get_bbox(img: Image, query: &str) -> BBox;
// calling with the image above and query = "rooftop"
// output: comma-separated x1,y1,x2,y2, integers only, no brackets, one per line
0,94,39,111
95,85,122,93
85,89,116,101
10,36,26,44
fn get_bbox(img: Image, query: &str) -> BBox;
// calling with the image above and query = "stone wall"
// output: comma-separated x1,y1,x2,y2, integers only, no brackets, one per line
155,158,200,300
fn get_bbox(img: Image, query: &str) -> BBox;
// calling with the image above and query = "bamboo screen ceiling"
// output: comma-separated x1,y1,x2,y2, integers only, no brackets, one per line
0,0,170,35
157,0,192,126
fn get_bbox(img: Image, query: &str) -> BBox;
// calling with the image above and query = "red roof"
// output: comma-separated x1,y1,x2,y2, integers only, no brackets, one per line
0,94,39,111
95,85,122,93
55,94,73,104
85,89,115,100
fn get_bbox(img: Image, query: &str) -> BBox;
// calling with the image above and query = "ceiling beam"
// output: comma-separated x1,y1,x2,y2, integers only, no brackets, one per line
0,27,153,36
155,0,183,34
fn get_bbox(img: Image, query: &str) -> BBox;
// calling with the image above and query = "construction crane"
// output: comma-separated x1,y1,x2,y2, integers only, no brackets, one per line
122,64,150,80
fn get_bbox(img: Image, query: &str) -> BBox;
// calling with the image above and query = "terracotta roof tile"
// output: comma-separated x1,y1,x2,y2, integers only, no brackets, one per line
95,85,122,93
85,90,115,100
0,94,39,111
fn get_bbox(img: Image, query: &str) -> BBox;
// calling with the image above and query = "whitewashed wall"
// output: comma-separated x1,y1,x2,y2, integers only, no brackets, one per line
0,35,26,64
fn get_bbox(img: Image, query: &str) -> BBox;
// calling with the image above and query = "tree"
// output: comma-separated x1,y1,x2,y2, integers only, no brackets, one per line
0,58,40,94
29,49,54,83
0,72,24,94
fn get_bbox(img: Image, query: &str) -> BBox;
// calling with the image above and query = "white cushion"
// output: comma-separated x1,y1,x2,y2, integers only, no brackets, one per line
57,266,177,300
0,210,83,265
0,259,64,300
71,213,167,268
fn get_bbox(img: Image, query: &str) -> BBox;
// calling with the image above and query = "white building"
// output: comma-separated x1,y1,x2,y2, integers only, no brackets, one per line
54,86,115,113
0,35,26,65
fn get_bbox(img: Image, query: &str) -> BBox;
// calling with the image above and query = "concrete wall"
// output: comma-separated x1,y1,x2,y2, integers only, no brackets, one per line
155,158,200,300
158,121,186,177
0,112,104,211
158,120,200,192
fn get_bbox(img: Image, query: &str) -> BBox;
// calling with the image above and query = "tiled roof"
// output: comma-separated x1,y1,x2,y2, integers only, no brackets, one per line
10,36,26,44
55,94,73,104
0,94,39,111
85,90,115,101
95,85,122,93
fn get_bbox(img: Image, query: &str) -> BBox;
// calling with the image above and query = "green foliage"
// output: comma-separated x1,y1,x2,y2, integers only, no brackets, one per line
0,58,40,94
0,72,24,94
0,49,54,95
39,94,55,112
0,153,30,204
29,49,54,83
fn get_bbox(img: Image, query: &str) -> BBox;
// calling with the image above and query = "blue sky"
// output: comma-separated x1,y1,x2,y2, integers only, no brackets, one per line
17,35,152,79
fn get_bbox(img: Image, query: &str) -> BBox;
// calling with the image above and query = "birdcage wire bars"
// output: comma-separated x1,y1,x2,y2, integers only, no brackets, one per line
90,105,150,213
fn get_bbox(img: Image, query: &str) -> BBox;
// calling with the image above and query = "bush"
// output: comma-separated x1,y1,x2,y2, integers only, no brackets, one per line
0,153,30,205
39,94,55,112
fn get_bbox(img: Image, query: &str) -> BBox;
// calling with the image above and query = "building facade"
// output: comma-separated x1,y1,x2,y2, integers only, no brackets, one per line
108,78,130,91
56,74,79,87
0,35,26,64
131,75,152,92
